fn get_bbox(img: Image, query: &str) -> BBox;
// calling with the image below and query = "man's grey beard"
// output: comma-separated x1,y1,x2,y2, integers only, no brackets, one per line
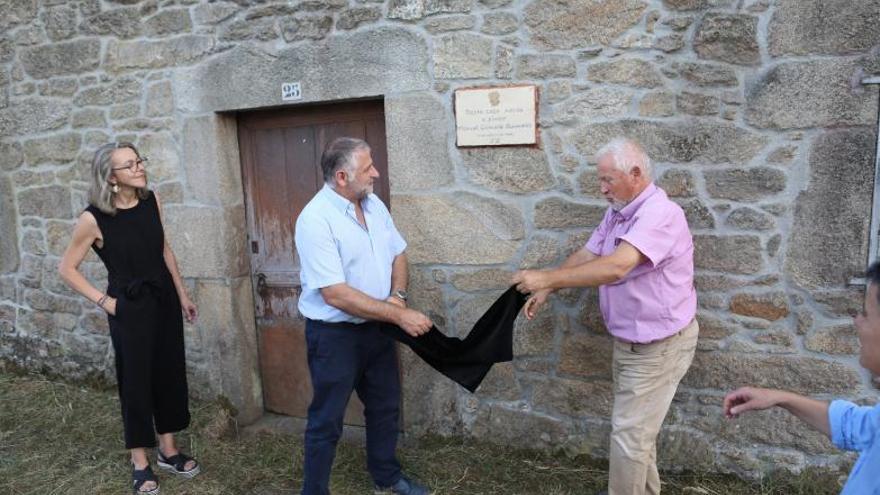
344,176,372,200
354,184,373,200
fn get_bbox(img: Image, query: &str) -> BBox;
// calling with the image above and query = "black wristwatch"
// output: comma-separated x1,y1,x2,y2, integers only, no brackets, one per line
393,289,408,302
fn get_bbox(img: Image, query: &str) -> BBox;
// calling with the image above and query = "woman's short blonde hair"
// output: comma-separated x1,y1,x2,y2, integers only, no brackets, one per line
88,142,149,215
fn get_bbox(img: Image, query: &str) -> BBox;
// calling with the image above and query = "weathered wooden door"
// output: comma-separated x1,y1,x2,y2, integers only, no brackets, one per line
238,100,389,423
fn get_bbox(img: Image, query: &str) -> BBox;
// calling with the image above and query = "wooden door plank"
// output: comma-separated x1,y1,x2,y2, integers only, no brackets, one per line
252,128,296,272
364,115,390,207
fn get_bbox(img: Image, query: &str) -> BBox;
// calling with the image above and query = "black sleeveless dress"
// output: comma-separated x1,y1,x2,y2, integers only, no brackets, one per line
86,191,190,449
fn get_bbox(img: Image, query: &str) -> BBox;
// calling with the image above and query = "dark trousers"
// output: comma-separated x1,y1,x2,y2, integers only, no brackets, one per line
108,286,190,449
301,319,402,495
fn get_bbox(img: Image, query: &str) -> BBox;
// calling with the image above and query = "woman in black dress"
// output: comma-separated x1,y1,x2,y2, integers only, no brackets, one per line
58,142,200,494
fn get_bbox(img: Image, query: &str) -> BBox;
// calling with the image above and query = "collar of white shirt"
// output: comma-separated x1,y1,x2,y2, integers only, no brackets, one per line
319,183,374,217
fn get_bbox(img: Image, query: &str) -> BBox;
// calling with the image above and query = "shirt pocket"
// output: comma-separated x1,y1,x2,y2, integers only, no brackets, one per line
376,226,399,262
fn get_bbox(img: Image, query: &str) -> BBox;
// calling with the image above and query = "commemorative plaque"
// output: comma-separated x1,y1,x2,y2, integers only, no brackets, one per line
454,85,538,147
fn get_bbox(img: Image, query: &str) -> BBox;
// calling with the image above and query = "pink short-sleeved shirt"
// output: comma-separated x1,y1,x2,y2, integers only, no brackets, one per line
585,183,696,343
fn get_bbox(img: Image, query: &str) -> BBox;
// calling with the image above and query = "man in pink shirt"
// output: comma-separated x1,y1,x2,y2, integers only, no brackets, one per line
512,138,698,495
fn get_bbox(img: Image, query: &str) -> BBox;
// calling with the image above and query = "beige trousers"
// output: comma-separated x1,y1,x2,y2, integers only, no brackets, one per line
608,319,699,495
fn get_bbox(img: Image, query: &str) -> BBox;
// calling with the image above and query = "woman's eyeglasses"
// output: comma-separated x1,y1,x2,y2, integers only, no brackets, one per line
111,157,148,172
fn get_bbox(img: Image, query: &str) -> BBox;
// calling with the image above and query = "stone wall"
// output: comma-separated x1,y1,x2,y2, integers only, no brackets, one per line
1,0,879,478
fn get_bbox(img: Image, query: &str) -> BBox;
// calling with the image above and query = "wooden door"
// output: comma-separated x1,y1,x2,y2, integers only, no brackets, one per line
238,99,389,423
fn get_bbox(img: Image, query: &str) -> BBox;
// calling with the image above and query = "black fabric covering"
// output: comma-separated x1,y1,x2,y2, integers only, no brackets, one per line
379,286,527,393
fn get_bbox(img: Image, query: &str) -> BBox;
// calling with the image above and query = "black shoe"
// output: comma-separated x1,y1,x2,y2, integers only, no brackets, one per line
156,450,200,478
374,475,431,495
132,465,160,494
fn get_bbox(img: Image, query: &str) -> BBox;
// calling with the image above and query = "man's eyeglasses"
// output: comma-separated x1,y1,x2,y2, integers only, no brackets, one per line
111,157,148,172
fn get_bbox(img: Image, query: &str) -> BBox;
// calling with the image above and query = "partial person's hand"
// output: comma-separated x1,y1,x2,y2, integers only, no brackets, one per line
511,270,550,295
523,289,551,320
386,296,406,308
397,308,432,338
723,387,782,419
106,297,117,316
181,297,198,323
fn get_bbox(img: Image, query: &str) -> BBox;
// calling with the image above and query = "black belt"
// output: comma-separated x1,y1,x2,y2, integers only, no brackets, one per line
306,318,377,329
112,277,163,300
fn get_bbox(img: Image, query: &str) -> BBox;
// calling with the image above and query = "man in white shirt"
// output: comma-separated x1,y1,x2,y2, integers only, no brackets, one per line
295,137,433,495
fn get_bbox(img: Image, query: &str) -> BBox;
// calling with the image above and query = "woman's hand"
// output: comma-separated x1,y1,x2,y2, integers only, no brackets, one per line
105,297,118,316
181,296,198,323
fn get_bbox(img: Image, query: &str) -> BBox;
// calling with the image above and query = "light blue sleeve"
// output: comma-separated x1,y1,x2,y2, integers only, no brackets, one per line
294,211,346,289
387,213,407,257
829,400,879,452
374,195,407,256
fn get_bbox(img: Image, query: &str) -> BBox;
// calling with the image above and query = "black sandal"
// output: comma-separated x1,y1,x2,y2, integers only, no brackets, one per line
157,450,200,478
132,465,160,495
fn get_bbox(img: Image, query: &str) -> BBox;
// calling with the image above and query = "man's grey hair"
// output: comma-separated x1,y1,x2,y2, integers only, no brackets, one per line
321,137,370,184
595,137,652,179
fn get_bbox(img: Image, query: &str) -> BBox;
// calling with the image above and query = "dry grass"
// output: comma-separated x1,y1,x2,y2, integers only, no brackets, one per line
0,370,844,495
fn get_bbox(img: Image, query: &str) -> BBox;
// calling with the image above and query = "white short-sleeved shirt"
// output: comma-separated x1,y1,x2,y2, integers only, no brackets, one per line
295,184,407,323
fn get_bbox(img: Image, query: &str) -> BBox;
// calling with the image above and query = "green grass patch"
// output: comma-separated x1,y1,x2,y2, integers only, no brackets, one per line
0,371,843,494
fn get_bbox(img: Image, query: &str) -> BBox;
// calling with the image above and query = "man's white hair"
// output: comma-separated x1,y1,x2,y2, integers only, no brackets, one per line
595,137,652,179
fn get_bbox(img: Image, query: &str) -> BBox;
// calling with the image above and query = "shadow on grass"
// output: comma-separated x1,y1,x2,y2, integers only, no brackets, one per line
0,370,844,494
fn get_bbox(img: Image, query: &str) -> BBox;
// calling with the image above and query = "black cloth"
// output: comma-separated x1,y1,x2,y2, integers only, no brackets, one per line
86,191,190,449
379,286,527,393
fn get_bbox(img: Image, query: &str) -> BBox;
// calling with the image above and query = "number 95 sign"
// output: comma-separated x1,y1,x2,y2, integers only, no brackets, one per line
281,82,302,102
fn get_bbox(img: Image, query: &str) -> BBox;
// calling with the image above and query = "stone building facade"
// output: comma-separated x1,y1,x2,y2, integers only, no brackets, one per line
1,0,879,478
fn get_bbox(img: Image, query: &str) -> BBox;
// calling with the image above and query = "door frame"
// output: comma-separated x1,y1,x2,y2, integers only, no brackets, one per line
236,98,402,424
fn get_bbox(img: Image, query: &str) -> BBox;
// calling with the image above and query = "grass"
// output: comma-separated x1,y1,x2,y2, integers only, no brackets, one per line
0,370,845,495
